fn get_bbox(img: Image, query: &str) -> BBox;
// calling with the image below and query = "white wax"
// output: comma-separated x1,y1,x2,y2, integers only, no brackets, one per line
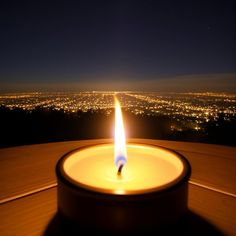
63,144,186,195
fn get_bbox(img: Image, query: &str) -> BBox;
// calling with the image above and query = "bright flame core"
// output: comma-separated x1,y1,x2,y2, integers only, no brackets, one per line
114,97,127,169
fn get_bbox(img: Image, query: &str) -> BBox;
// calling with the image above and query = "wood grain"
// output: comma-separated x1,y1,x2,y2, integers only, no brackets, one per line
1,139,235,201
0,183,235,236
188,184,236,236
180,151,236,194
0,139,236,235
0,188,57,236
0,139,108,201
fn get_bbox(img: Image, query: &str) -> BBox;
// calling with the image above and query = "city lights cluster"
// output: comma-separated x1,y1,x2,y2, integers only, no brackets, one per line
0,91,235,131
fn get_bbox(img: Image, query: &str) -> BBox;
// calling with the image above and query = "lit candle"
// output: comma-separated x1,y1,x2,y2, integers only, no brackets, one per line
56,97,191,233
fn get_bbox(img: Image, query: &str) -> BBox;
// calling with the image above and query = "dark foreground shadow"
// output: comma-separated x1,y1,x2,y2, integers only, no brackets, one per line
44,210,224,235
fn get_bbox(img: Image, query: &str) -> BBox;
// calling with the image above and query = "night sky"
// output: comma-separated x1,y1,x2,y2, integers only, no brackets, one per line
0,0,235,92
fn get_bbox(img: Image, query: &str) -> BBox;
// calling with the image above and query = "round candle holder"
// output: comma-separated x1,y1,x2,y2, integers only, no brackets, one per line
56,142,191,233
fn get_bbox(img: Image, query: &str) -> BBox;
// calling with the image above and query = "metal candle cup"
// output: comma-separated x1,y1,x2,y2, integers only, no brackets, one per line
56,142,191,232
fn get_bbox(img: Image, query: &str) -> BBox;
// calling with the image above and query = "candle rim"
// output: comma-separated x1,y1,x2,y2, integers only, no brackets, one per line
56,142,191,196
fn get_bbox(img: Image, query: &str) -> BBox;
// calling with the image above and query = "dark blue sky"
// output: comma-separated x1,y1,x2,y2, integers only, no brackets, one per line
0,0,235,91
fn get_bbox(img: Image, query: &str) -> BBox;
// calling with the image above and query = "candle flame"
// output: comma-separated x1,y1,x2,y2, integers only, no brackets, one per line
114,97,127,171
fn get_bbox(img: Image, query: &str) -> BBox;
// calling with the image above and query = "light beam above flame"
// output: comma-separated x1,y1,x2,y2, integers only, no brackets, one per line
114,97,127,174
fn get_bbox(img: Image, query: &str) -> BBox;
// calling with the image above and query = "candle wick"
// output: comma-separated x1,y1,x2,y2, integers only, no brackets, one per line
117,164,124,175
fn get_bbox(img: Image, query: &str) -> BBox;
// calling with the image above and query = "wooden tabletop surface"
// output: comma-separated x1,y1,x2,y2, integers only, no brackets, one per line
0,139,236,235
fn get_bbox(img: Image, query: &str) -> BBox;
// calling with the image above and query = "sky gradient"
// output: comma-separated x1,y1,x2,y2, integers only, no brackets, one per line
0,0,235,92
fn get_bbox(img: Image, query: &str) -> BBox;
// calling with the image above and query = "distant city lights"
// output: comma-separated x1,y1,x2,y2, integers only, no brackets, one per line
0,91,235,132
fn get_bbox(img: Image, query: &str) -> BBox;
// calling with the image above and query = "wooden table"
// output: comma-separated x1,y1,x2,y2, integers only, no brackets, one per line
0,139,236,235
